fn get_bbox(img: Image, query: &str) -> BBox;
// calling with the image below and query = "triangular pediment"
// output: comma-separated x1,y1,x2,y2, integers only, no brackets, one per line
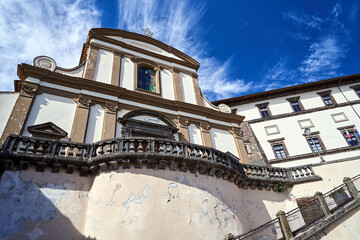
28,122,67,139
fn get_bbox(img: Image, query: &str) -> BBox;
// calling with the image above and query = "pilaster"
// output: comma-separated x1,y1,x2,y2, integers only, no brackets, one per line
196,122,212,147
276,210,293,240
83,45,99,80
171,68,183,101
177,118,190,142
111,52,122,86
101,102,118,140
192,76,203,106
70,95,91,143
229,128,250,164
0,82,38,145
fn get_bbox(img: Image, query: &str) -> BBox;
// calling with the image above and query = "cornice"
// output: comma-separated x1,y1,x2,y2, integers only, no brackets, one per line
17,64,245,125
213,73,360,106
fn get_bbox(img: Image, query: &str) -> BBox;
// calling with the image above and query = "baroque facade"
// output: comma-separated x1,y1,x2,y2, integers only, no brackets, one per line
0,28,359,240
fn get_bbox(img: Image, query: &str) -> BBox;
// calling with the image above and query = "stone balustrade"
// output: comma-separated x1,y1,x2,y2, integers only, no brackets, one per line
0,135,321,191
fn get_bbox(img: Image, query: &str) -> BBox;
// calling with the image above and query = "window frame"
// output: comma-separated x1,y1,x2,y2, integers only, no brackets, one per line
338,126,360,146
256,102,271,118
286,96,304,112
317,90,336,106
349,84,360,98
303,131,326,153
133,59,161,95
269,138,289,159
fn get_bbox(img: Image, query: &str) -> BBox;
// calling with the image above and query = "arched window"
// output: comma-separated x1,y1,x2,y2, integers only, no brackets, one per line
132,58,160,95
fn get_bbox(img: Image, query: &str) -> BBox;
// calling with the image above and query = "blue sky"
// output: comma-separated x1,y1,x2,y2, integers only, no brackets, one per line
1,0,359,101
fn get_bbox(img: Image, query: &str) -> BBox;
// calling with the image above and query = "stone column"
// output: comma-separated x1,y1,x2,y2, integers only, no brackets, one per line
83,45,99,80
171,68,183,101
197,122,212,147
276,210,293,240
111,52,122,86
0,82,38,145
101,103,118,140
177,118,190,142
192,75,203,106
343,177,359,199
229,128,250,164
314,191,331,217
70,95,91,143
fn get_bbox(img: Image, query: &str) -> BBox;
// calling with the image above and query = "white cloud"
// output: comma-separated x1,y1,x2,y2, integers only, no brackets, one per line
118,0,248,101
282,11,323,30
0,0,100,91
299,36,344,82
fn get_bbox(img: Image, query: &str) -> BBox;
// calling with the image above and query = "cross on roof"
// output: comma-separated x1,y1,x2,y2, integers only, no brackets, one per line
142,27,154,38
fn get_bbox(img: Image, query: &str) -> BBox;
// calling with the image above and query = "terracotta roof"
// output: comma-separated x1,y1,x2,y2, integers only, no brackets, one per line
213,73,360,106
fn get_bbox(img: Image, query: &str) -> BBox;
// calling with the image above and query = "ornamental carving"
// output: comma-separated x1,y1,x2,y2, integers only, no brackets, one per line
33,56,57,71
103,103,118,114
218,104,231,113
229,128,243,138
20,83,38,98
178,119,190,128
195,122,211,132
74,96,91,109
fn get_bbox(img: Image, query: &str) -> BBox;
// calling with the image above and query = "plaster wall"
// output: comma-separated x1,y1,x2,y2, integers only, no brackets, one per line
291,159,360,198
94,49,114,84
115,109,130,137
160,69,175,100
120,57,134,90
250,105,360,161
210,128,238,157
55,65,84,78
188,124,202,145
22,93,76,138
85,104,105,143
84,169,274,240
0,93,18,137
0,169,93,240
339,84,360,101
180,73,197,105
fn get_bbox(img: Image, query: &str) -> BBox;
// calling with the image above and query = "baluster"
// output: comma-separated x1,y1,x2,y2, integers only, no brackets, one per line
68,144,75,157
59,144,66,157
172,143,178,155
138,140,144,152
76,146,82,158
19,140,29,153
159,141,164,153
190,146,196,157
129,140,135,153
196,147,202,158
166,142,171,154
106,142,113,154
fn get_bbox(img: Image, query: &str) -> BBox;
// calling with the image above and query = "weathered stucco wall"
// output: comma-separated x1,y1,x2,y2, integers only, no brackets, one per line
0,169,93,240
0,93,18,137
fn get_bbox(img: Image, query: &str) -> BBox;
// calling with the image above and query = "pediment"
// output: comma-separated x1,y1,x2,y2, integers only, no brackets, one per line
28,122,68,139
88,28,200,69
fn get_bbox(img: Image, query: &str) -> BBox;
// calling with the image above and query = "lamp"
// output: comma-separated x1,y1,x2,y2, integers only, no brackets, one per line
304,128,325,163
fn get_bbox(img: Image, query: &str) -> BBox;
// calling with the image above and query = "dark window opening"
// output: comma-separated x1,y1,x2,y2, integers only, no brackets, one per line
273,144,287,159
137,67,156,92
308,138,324,152
291,101,302,112
322,95,334,106
259,107,270,118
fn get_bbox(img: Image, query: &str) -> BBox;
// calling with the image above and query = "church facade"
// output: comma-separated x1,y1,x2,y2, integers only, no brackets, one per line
0,28,359,240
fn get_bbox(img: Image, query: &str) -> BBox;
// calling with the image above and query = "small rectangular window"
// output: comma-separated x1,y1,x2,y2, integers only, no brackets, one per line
273,144,287,159
342,130,359,146
259,107,270,118
307,137,324,152
291,101,302,112
355,89,360,98
322,95,334,106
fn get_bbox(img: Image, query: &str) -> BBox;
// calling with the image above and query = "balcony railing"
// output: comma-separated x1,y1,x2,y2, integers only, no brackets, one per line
0,135,321,190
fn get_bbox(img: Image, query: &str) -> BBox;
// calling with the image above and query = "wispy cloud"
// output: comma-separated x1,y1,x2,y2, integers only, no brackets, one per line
0,0,100,91
299,36,344,82
282,10,323,30
263,2,356,88
118,0,248,101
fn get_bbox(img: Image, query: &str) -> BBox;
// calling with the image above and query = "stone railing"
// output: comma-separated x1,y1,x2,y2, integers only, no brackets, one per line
0,135,321,191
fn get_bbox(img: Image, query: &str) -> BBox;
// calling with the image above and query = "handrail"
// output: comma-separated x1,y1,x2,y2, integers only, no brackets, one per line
0,135,321,188
229,174,359,240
